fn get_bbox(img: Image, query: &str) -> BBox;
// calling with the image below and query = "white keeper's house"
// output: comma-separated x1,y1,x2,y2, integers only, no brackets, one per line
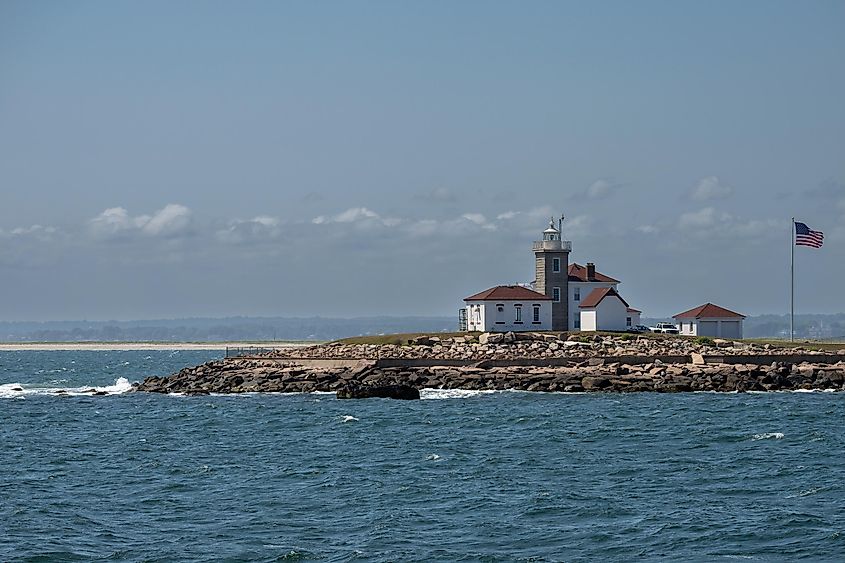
673,303,745,339
460,218,642,332
464,285,552,332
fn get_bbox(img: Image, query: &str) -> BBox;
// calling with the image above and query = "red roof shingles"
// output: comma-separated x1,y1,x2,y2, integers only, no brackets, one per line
464,285,552,301
673,303,745,319
568,263,619,283
579,287,630,308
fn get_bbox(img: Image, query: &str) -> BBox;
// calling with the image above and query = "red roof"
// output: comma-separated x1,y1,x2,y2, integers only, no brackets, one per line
464,285,552,301
568,263,619,283
673,303,745,319
579,287,630,308
627,307,641,313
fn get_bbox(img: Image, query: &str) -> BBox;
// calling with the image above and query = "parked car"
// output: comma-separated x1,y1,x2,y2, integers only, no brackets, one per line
651,322,679,334
628,324,651,333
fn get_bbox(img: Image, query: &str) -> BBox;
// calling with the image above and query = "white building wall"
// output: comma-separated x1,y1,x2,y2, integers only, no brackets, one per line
677,318,743,339
464,300,552,332
569,281,617,330
627,311,641,328
465,303,486,332
678,320,695,336
580,295,630,332
580,310,597,331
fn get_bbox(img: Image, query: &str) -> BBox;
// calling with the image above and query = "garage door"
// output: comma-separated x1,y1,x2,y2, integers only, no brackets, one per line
698,321,718,337
720,321,741,339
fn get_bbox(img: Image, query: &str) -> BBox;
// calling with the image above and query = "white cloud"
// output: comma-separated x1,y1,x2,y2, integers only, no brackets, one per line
216,216,282,244
585,179,622,199
675,208,783,244
312,207,400,227
496,211,518,220
142,204,192,236
690,176,733,201
461,213,496,231
90,204,192,238
0,224,58,241
636,225,660,235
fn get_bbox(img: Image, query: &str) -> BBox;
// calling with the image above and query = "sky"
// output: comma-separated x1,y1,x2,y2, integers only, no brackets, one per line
1,0,843,321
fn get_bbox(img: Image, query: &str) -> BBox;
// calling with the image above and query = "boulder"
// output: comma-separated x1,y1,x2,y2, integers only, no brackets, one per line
336,384,420,400
581,376,611,390
478,332,505,345
690,352,706,365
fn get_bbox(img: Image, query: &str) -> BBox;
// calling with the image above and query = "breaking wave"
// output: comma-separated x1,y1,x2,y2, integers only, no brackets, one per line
752,432,785,441
0,377,133,399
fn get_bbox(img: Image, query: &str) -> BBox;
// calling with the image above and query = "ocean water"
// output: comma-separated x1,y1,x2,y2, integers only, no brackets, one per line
2,351,845,562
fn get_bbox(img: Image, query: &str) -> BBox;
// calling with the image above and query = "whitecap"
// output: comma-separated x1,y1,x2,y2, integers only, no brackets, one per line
0,377,133,398
752,432,784,441
420,389,499,400
785,486,824,499
0,383,26,399
341,415,359,423
426,454,442,461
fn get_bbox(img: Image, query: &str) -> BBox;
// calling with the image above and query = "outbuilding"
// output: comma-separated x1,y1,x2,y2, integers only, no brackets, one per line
579,287,641,332
464,285,552,332
673,303,745,339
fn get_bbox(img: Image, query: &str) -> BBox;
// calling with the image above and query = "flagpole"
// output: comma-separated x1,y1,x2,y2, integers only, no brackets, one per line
790,217,794,342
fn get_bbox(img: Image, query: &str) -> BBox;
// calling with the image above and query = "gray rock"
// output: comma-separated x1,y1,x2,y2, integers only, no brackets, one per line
336,384,420,400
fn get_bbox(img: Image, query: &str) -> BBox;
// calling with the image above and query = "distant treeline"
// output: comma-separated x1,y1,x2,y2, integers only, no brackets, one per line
0,314,842,342
0,316,457,342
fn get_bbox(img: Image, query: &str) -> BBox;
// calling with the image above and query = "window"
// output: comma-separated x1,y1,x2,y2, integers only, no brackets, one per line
515,305,522,323
552,287,560,302
552,258,560,273
533,305,540,323
626,317,632,327
574,287,581,301
574,317,581,329
474,306,481,324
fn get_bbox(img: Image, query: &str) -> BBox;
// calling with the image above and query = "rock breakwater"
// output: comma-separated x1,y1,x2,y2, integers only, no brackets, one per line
135,332,845,395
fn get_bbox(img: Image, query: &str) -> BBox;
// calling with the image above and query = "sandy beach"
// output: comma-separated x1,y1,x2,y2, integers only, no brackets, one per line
0,342,316,351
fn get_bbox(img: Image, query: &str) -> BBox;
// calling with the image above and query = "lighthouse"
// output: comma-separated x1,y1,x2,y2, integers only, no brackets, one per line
533,217,571,330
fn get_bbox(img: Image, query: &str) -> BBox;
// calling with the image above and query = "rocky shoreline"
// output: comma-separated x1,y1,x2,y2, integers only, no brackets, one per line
134,332,845,395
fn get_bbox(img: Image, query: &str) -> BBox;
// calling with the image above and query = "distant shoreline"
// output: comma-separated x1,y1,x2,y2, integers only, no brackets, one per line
0,341,316,351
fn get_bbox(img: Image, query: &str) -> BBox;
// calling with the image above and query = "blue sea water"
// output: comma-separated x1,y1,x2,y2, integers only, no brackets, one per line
2,350,845,562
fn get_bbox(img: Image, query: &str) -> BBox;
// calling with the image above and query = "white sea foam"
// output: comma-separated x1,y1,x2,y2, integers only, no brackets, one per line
752,432,785,441
425,454,442,461
0,377,133,399
785,486,824,499
341,415,359,423
420,389,500,400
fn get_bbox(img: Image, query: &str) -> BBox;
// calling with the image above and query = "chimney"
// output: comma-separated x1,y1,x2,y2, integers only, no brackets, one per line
586,262,596,281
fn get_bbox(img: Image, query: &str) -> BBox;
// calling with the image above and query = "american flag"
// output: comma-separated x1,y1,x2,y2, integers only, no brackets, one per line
795,221,824,248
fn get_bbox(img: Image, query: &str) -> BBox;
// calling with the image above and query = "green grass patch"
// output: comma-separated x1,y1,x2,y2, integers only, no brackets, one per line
335,332,481,346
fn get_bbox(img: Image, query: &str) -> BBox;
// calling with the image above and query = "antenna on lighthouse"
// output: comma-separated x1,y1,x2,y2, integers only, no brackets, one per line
558,213,564,234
